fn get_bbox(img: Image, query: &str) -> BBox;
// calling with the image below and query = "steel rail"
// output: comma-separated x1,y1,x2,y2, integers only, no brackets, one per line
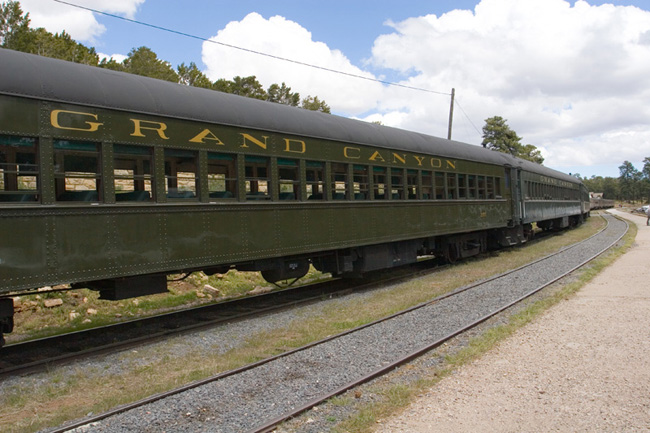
0,216,568,376
250,215,628,432
45,214,626,433
1,257,448,377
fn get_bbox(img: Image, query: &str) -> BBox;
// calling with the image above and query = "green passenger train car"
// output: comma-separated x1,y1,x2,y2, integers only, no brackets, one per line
0,48,589,344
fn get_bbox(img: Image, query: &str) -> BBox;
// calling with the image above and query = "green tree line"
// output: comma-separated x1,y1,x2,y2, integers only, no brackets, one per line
0,1,330,112
481,115,649,202
582,158,650,203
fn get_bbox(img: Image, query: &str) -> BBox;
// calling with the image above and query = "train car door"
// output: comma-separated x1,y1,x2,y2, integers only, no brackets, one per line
505,166,523,226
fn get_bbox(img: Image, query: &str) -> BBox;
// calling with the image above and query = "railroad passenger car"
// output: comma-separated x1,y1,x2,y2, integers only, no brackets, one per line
0,48,589,345
589,196,615,210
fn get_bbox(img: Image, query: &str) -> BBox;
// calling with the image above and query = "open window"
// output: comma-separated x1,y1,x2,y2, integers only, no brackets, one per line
353,165,368,200
407,169,418,199
0,135,39,203
165,148,198,199
278,158,299,200
245,156,270,200
54,140,101,202
446,173,458,199
306,161,324,200
374,167,387,199
421,171,432,200
331,163,348,200
208,152,237,199
114,144,153,202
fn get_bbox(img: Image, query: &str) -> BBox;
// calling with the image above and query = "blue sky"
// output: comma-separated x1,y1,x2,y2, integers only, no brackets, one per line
16,0,650,179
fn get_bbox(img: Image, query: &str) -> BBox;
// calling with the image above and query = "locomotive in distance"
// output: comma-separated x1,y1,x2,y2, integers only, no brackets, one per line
0,48,590,346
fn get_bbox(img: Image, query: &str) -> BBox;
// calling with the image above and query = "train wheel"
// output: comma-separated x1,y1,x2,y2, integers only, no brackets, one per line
444,243,459,264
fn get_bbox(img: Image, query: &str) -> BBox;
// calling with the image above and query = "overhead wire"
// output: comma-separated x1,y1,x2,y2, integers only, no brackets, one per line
53,0,486,141
453,98,483,139
52,0,451,96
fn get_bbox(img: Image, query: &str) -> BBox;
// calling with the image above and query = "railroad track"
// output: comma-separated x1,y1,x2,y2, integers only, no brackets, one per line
1,257,451,378
44,213,627,433
1,226,565,378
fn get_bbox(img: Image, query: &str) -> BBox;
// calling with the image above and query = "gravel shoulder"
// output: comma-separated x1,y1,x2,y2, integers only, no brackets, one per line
376,210,650,433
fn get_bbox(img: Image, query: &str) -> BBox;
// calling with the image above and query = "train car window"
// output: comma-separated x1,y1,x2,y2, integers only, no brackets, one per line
0,135,39,203
446,173,458,199
54,140,101,202
373,167,387,199
530,182,543,200
208,152,237,199
331,163,348,200
391,170,404,200
495,177,502,198
114,144,154,202
353,165,368,200
165,148,198,200
278,158,299,201
477,176,486,199
486,177,495,199
435,172,445,199
468,174,477,199
306,161,324,200
407,169,418,199
458,174,467,199
421,170,432,200
245,156,270,200
524,181,531,200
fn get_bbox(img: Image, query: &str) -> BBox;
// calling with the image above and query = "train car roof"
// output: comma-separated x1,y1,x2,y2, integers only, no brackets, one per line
0,48,580,184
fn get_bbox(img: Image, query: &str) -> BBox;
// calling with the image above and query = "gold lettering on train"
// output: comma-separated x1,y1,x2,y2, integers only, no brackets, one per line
130,119,170,140
343,146,361,159
240,133,268,150
49,109,460,172
283,139,306,154
392,153,407,164
189,129,225,144
50,109,103,132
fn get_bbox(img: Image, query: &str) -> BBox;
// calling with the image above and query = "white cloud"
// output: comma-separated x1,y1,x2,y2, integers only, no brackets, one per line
18,0,144,43
199,2,650,177
367,0,650,176
201,12,384,115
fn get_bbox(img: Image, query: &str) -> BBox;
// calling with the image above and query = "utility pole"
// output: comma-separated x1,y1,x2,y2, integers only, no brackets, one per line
447,87,455,140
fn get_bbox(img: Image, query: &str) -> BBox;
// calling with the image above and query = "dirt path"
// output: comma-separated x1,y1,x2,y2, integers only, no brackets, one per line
376,210,650,433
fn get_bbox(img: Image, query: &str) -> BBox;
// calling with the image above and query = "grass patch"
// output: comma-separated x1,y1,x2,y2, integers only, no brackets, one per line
1,216,615,433
7,266,327,344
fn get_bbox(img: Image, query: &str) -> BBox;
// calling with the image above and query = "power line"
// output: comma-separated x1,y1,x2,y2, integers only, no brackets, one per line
454,98,483,139
52,0,451,96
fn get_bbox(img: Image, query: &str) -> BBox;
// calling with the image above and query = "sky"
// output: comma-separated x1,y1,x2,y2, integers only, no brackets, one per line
14,0,650,179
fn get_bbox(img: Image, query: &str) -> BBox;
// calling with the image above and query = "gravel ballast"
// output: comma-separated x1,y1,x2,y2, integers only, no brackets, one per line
61,214,627,433
377,209,649,432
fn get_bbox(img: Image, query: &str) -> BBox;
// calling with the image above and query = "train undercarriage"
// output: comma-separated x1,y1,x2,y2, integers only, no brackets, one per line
0,215,588,348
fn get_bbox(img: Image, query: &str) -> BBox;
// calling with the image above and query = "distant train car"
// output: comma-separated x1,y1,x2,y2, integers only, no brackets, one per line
0,48,589,345
590,196,615,210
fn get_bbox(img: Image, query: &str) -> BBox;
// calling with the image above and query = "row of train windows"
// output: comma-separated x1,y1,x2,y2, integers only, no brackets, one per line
525,181,580,201
0,136,503,203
